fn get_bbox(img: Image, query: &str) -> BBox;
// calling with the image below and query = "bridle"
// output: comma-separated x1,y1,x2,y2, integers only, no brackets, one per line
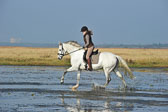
57,45,66,56
57,44,83,56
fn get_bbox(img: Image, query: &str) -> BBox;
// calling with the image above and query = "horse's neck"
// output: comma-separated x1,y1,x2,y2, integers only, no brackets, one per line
63,44,79,53
63,44,84,58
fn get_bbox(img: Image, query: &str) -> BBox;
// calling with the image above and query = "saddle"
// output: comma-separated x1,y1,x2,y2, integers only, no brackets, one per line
83,49,99,64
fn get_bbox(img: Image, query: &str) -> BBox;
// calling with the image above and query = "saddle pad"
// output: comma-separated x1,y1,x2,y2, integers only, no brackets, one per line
91,52,101,64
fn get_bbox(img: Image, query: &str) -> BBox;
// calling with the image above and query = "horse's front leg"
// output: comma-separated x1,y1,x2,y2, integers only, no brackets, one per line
60,66,78,84
60,70,67,84
72,70,81,90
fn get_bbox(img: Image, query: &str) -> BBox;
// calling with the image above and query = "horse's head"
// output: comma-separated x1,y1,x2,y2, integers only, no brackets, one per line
58,41,82,60
57,42,66,60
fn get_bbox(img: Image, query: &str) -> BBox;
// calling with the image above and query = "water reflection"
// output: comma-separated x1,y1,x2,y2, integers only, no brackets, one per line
60,88,134,112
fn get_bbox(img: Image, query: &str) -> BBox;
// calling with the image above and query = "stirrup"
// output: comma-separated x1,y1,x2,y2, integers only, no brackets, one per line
88,68,93,71
85,64,87,70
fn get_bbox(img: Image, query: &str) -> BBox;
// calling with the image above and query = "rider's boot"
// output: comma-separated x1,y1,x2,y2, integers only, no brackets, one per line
87,58,92,71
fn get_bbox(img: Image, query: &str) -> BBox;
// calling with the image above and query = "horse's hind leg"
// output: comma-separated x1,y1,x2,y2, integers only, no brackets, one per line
114,70,127,88
103,67,111,87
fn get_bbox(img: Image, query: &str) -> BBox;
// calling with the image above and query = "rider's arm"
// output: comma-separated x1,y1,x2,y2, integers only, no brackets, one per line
84,34,90,48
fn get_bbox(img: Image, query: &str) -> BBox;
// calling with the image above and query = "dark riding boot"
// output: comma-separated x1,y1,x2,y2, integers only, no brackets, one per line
87,58,92,71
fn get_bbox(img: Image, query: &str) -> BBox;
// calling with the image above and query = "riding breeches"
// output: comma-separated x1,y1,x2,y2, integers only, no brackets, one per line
86,46,94,60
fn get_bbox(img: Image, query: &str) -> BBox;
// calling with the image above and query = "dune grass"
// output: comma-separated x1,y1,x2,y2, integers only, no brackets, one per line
0,47,168,68
0,47,70,66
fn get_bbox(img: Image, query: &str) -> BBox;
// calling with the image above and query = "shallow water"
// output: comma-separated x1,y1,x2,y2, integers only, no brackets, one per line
0,66,168,112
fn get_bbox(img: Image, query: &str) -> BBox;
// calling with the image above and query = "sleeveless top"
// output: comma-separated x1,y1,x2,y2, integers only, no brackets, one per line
83,33,94,48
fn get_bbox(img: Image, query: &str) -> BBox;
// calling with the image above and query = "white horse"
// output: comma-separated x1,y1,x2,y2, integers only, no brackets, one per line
58,41,134,90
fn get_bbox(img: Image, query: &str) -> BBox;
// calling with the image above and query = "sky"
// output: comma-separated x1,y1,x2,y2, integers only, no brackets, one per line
0,0,168,45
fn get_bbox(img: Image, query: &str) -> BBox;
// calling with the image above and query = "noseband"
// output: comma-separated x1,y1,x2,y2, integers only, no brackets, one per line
57,45,66,56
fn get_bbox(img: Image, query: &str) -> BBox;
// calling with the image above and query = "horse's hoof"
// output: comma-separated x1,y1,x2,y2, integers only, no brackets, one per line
72,88,77,91
71,85,79,90
125,85,128,89
60,81,64,84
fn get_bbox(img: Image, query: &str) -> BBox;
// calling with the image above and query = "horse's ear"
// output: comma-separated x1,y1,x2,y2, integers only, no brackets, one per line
59,41,62,45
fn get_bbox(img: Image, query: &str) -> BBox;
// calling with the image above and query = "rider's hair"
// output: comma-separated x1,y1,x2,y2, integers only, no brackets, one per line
88,30,93,35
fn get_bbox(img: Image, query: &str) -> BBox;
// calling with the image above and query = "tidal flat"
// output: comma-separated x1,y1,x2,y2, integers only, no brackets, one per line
0,66,168,112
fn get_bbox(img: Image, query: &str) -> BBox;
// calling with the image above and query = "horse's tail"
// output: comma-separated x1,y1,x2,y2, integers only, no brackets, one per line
116,56,135,79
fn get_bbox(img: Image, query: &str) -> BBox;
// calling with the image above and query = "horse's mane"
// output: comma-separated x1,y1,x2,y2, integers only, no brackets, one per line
64,41,81,48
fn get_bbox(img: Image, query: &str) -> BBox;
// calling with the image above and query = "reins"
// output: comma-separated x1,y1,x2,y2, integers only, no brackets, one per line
64,47,84,56
58,45,84,56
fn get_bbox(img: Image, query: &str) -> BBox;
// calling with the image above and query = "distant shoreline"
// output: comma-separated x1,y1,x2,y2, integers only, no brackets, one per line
0,46,168,68
0,42,168,48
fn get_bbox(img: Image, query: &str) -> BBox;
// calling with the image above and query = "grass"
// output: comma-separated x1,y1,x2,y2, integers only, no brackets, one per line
0,46,168,68
0,47,70,66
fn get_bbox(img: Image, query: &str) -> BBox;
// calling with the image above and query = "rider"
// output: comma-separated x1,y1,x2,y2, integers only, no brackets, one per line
81,26,94,71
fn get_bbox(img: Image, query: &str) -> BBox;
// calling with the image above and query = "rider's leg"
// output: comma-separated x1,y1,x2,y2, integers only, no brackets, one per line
86,46,94,71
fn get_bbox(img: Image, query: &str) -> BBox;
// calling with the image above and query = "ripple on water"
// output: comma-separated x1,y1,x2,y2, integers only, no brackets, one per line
0,66,168,112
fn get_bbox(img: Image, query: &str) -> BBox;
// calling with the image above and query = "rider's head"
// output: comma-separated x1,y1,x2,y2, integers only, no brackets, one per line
81,26,88,32
81,26,93,36
81,26,88,35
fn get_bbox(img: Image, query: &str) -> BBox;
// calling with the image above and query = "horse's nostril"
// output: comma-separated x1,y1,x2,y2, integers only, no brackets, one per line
58,57,62,60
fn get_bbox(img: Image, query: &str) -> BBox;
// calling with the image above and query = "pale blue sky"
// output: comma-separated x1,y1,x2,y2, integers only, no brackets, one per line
0,0,168,44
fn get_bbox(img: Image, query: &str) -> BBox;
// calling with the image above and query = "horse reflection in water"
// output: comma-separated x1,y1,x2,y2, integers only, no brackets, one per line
58,41,135,90
60,89,134,112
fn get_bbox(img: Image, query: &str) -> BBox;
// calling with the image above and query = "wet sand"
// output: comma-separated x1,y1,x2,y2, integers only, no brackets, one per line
0,66,168,112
